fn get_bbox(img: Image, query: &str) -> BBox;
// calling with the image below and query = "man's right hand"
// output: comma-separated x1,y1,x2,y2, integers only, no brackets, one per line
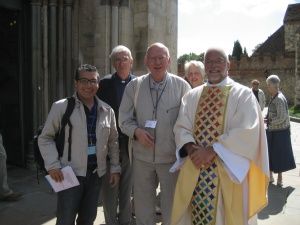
134,128,155,149
48,168,64,182
185,143,217,169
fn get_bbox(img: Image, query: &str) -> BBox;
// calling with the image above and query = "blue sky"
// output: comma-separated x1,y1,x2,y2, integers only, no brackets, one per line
178,0,300,57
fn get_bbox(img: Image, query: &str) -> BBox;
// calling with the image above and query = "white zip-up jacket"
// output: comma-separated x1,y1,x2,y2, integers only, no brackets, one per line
119,73,191,163
38,94,121,177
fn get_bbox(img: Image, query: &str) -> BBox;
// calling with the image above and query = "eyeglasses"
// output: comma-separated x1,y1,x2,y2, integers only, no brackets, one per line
115,56,130,63
77,78,98,86
148,55,168,64
205,59,226,65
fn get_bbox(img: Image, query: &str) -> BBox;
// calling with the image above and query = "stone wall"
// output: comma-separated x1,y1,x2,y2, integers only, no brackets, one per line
75,0,178,77
132,0,148,75
285,22,300,52
75,0,134,76
133,0,178,75
230,54,295,105
148,0,177,74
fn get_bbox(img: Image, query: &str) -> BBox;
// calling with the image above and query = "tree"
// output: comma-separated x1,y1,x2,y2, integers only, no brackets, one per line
253,43,262,53
243,47,248,57
177,52,204,65
232,40,243,60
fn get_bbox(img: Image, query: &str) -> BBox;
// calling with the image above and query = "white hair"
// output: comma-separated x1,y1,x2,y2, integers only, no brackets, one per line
184,60,205,78
110,45,133,61
204,47,229,63
266,74,281,88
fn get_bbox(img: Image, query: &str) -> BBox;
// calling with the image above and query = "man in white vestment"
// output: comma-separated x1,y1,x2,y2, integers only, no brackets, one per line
170,48,269,225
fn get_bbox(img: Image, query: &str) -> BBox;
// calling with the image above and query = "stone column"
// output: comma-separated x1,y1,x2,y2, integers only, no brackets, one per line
30,0,43,129
42,3,49,118
295,32,300,108
49,0,58,102
27,0,43,168
119,0,133,49
64,0,73,96
111,0,119,73
57,0,64,98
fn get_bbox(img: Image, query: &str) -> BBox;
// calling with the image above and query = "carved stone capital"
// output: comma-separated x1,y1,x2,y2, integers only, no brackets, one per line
49,0,58,6
64,0,73,6
111,0,120,6
29,0,42,6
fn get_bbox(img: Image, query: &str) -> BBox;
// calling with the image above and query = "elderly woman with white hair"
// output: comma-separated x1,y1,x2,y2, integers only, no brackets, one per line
265,74,296,186
184,60,205,88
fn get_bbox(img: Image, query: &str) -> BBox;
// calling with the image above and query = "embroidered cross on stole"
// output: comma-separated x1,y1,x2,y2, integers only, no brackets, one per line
191,86,232,225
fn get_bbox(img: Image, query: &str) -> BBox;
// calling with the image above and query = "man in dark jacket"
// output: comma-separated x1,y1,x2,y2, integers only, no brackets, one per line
97,45,135,225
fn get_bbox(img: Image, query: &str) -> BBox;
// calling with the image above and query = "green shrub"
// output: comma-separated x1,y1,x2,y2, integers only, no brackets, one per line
289,106,300,118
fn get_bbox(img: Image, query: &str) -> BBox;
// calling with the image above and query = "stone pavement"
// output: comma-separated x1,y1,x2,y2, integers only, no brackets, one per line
257,121,300,225
0,122,299,225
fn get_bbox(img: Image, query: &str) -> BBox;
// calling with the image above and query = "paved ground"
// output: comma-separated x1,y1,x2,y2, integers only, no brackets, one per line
0,121,299,225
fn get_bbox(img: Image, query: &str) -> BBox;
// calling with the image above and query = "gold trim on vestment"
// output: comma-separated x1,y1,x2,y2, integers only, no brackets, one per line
190,86,232,225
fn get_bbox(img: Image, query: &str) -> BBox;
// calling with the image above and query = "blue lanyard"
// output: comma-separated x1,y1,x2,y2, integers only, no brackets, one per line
148,77,168,119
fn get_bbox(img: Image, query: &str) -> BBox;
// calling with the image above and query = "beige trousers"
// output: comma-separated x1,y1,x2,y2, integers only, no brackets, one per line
133,159,178,225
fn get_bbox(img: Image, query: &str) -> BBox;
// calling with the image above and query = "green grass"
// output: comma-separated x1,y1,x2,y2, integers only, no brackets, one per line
289,106,300,118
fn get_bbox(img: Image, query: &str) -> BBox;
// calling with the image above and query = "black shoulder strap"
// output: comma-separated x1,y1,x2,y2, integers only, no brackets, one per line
56,96,75,159
61,97,76,128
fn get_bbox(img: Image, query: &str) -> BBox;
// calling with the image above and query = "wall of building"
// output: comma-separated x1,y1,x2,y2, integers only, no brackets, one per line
133,0,178,75
230,54,295,104
285,22,300,52
73,0,178,77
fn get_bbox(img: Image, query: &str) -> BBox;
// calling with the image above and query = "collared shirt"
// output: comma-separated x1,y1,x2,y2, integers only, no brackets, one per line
83,100,98,168
149,74,167,90
114,73,133,107
149,75,168,119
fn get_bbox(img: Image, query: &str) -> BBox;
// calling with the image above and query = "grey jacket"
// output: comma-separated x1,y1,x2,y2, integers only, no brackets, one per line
119,73,191,163
267,91,290,131
38,94,121,177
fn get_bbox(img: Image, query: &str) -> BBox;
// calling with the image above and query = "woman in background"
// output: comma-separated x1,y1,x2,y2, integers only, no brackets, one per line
265,74,296,186
184,60,205,88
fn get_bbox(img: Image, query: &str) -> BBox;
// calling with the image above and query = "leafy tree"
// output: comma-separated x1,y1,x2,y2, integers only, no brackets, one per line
177,52,204,64
232,40,243,60
253,43,262,53
243,47,248,57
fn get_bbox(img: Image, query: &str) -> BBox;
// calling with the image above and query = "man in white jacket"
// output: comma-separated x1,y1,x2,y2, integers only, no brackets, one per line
39,64,121,225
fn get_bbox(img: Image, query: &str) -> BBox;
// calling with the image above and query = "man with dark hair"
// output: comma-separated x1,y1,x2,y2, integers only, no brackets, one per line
39,64,120,225
251,79,266,111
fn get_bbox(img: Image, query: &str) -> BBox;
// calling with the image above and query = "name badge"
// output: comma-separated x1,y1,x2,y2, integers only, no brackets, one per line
88,146,96,155
145,120,157,129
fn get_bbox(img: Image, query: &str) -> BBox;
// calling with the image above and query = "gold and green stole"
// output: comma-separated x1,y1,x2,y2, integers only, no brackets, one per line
191,86,231,225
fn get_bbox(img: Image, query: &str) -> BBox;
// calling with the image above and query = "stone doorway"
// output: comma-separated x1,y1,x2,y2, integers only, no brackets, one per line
0,6,26,166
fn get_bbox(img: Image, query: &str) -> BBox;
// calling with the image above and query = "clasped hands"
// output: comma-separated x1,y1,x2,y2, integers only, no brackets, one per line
134,128,155,149
184,143,217,170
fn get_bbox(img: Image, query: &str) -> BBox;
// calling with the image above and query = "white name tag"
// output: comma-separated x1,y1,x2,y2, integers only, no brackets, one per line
87,146,96,155
145,120,157,129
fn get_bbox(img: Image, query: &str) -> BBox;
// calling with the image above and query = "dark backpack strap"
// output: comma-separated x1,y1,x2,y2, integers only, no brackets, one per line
65,97,75,161
67,120,73,161
61,97,76,128
56,97,75,158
